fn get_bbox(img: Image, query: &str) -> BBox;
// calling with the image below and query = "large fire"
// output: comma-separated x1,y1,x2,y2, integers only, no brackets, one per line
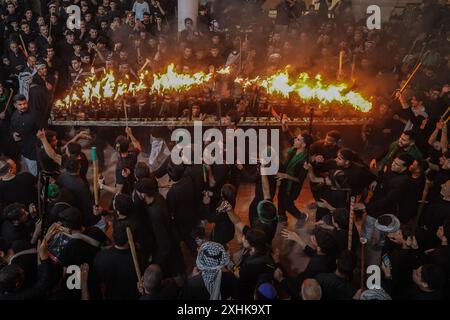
54,64,372,113
236,69,372,113
151,64,213,94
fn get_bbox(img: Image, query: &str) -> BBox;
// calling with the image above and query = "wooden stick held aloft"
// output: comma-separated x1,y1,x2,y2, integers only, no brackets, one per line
398,62,422,94
348,196,356,251
91,147,99,206
126,227,142,281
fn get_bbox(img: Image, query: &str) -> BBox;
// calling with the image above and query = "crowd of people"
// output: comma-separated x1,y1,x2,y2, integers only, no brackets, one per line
0,0,449,300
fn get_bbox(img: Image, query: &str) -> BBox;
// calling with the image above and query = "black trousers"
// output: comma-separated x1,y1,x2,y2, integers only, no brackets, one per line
277,186,303,219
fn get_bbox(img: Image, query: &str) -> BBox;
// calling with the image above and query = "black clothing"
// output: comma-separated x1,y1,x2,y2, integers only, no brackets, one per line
56,173,99,227
367,171,411,220
10,109,39,160
422,199,450,233
0,220,34,247
28,76,52,128
93,247,143,300
144,193,184,276
115,150,139,195
58,228,108,267
236,250,275,300
315,272,357,300
167,176,198,253
208,205,235,246
0,172,37,207
0,260,54,300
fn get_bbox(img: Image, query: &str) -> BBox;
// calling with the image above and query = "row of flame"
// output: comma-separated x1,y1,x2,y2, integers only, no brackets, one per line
54,64,372,113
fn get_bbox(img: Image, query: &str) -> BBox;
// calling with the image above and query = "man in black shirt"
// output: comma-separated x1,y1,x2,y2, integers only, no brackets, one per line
367,153,414,223
93,219,144,300
10,94,39,176
28,60,54,128
57,156,100,228
0,158,37,207
401,264,446,300
112,193,154,260
422,180,450,234
0,203,35,247
166,160,197,255
423,220,450,289
309,130,341,203
100,128,142,195
135,177,184,277
315,250,357,300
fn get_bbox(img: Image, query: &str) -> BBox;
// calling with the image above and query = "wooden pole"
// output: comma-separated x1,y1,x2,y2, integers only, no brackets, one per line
398,62,422,94
19,34,29,57
91,147,99,206
123,99,129,128
2,88,14,114
350,54,356,81
441,105,450,120
338,50,343,80
347,196,356,251
126,227,142,281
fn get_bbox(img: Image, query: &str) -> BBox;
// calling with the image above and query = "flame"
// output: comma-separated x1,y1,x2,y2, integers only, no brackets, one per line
53,63,371,113
151,64,213,94
235,69,372,112
56,69,148,109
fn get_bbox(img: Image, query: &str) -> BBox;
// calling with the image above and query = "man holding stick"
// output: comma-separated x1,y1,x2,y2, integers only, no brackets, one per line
93,219,144,300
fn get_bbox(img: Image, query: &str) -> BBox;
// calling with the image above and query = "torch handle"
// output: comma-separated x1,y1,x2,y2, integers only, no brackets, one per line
2,88,14,114
92,147,99,206
399,62,422,94
348,196,356,251
441,105,450,121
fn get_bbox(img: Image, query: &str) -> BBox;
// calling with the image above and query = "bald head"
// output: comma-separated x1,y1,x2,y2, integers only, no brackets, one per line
301,279,322,300
143,264,163,293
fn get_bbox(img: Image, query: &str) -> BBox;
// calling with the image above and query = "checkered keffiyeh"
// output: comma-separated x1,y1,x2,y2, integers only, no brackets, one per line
196,242,230,300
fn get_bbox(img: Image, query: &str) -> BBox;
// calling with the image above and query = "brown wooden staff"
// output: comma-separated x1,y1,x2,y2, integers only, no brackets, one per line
2,88,14,114
138,58,151,73
348,196,356,251
19,34,29,58
350,54,356,81
441,105,450,121
123,99,129,128
91,147,99,206
396,61,423,96
337,50,343,80
126,227,142,281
